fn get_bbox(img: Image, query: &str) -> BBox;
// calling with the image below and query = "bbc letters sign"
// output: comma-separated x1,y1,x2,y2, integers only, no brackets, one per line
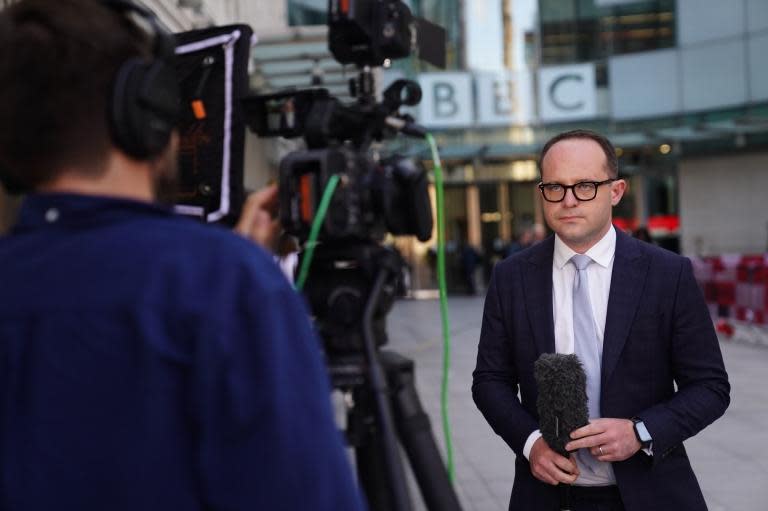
418,73,474,128
417,71,533,128
476,72,533,126
538,63,597,122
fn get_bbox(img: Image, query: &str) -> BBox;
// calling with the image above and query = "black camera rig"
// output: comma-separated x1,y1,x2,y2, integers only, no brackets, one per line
244,79,433,243
243,0,443,246
242,2,461,511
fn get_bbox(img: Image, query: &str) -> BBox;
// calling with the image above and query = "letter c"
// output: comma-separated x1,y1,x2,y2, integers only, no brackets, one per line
548,74,584,111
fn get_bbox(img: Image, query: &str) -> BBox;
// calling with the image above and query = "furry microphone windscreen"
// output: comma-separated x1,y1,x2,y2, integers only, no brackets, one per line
534,353,590,456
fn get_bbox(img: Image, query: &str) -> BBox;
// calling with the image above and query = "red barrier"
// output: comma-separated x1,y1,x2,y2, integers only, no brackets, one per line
692,253,768,326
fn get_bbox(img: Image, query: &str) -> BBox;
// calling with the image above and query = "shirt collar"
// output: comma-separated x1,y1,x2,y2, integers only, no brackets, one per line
13,192,173,233
554,225,617,269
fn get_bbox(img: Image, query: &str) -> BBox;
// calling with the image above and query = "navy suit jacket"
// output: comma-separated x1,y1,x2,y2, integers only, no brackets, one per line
472,229,730,511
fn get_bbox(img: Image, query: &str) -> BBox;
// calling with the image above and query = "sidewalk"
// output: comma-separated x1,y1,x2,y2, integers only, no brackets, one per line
383,295,768,511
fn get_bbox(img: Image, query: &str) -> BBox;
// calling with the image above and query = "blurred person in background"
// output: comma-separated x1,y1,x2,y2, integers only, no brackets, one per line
0,1,366,510
459,238,482,295
531,223,547,244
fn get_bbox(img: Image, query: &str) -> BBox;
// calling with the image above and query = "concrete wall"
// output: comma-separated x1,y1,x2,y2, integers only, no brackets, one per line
236,1,288,37
142,0,287,33
679,151,768,256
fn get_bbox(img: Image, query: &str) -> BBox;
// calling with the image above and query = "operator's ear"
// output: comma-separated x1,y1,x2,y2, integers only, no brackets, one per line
610,179,626,206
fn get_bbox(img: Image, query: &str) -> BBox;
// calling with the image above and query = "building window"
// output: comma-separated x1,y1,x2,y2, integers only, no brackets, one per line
539,0,676,64
288,0,326,26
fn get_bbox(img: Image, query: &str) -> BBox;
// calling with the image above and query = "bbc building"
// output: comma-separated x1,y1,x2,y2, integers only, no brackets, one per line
398,0,768,294
2,0,767,295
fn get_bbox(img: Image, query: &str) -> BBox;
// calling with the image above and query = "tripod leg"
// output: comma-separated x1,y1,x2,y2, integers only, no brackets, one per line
381,351,463,511
359,269,413,511
349,385,398,511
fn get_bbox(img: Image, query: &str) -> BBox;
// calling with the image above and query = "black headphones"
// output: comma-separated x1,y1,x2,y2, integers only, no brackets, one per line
104,0,180,159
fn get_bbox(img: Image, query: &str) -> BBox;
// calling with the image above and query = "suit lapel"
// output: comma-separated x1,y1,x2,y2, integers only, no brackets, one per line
522,237,556,355
602,230,648,387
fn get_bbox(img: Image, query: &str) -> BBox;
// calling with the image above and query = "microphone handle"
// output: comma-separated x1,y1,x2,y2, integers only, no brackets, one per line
559,483,572,511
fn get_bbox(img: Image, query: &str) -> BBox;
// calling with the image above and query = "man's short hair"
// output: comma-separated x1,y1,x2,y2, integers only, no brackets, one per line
0,0,150,191
539,129,619,179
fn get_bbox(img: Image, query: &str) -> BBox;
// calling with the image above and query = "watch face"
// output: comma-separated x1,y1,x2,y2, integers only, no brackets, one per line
635,421,652,443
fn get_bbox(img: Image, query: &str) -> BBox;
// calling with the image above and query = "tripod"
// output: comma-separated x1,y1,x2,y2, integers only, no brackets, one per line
302,242,462,511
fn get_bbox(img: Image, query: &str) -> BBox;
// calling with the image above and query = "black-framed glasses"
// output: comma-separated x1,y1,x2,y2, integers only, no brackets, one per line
538,179,615,203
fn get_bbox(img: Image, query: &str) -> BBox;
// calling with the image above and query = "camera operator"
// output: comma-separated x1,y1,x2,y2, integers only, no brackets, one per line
0,1,366,510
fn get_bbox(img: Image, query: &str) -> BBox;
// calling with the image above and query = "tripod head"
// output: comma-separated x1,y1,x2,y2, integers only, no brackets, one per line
300,241,404,363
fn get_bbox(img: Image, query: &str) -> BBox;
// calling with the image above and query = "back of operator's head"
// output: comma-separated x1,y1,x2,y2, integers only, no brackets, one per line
0,0,176,194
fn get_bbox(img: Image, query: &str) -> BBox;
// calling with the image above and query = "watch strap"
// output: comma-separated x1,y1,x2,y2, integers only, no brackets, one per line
631,417,652,448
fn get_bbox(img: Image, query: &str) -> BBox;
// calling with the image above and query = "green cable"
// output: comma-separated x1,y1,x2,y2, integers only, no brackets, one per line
426,133,455,482
295,174,340,292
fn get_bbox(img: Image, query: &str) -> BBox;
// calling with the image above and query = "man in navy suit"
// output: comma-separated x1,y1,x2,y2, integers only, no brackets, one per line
472,129,730,511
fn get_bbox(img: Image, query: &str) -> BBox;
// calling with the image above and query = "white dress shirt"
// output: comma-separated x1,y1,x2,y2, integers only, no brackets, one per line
523,226,617,486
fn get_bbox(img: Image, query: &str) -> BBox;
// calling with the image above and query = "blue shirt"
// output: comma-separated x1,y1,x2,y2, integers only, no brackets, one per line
0,193,366,511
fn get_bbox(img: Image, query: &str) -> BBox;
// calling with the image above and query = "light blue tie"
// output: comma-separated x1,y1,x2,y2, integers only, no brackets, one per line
571,254,602,472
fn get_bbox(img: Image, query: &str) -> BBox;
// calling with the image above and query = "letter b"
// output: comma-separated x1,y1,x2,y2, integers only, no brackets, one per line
433,83,458,118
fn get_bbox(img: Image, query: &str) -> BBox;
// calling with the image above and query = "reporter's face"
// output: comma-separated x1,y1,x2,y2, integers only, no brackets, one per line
540,138,625,253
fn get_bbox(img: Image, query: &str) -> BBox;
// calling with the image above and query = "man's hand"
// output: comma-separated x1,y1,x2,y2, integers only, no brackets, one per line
529,437,580,486
565,418,641,462
235,184,280,251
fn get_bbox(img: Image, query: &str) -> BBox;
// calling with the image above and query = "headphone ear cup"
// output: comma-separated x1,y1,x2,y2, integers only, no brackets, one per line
110,58,179,159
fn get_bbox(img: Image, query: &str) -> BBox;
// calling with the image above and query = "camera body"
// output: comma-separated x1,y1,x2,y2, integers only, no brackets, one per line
243,0,444,355
244,0,436,246
278,146,432,242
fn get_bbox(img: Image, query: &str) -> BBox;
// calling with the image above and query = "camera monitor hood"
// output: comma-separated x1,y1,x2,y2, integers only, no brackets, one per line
173,24,253,224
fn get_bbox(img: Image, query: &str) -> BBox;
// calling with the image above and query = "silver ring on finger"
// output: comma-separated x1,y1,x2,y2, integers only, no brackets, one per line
598,446,604,456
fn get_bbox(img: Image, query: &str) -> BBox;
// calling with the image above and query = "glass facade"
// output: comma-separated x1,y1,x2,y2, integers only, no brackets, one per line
407,0,463,71
539,0,676,66
507,183,537,237
287,0,325,26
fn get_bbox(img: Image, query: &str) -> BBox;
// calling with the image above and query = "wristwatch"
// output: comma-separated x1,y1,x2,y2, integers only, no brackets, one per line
632,418,653,449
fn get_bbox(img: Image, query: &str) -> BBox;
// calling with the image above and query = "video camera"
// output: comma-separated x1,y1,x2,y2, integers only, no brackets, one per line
174,0,445,358
243,0,446,244
179,6,461,509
